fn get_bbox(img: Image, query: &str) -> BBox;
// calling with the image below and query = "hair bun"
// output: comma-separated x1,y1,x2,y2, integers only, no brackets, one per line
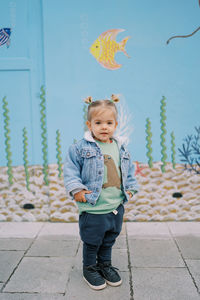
111,94,120,103
84,96,93,104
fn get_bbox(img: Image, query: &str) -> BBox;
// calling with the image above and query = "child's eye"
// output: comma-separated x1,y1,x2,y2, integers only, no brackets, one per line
108,122,113,125
95,121,101,125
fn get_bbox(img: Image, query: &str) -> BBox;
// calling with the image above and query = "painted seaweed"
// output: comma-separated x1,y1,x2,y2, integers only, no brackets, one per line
160,96,167,172
145,118,153,168
178,126,200,174
56,129,62,178
83,104,87,132
2,96,13,185
170,131,176,169
22,127,30,190
39,86,49,185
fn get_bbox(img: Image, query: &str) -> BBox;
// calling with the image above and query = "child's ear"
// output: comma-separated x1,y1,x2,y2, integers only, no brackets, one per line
86,121,91,131
115,121,118,128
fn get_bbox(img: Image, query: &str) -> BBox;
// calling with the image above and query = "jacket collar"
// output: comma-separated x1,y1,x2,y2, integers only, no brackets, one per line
84,131,126,149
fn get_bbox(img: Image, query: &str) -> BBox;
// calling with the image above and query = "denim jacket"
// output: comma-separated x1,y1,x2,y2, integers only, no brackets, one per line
64,131,139,205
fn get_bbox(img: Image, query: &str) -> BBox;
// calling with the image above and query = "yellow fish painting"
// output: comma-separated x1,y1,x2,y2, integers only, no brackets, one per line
90,29,130,70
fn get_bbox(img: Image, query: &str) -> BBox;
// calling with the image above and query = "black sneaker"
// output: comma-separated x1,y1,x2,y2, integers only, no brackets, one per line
83,265,107,290
98,261,122,286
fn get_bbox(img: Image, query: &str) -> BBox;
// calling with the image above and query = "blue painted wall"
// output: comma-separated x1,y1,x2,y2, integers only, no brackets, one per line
1,0,200,167
0,0,44,166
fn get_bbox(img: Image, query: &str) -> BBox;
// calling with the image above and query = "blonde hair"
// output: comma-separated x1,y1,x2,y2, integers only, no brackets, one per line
84,94,120,121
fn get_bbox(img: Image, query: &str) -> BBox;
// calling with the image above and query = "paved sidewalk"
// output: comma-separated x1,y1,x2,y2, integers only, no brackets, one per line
0,222,199,300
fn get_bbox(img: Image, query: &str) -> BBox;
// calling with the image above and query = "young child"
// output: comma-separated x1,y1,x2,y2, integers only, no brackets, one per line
64,95,138,290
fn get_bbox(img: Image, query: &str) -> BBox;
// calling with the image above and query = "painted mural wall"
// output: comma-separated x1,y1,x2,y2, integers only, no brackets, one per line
0,0,200,222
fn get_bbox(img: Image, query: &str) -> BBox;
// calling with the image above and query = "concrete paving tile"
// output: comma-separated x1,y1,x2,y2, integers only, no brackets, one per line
112,249,129,272
129,239,184,267
0,293,65,300
0,238,33,251
26,239,80,257
175,235,200,259
120,223,126,235
132,267,200,300
126,222,171,239
38,223,79,240
186,259,200,291
0,222,198,299
65,266,130,300
113,236,126,249
167,222,200,237
3,257,73,293
73,242,82,268
0,251,24,282
0,223,43,238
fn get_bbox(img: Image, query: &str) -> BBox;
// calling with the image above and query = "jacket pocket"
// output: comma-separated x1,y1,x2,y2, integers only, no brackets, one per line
80,148,97,158
80,148,97,182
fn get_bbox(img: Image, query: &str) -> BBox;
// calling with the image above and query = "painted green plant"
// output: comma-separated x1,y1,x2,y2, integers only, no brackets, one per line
56,129,62,178
2,96,13,185
83,104,87,132
160,96,167,172
145,118,153,168
40,86,49,185
178,126,200,174
170,131,176,169
22,127,30,190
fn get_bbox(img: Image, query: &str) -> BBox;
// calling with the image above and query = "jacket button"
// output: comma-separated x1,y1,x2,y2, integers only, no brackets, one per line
98,171,102,175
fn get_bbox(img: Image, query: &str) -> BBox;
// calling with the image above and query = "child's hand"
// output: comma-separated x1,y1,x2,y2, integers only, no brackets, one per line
126,191,133,199
74,190,92,202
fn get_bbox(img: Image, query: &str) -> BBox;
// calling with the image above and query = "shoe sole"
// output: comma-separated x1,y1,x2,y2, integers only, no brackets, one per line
83,276,107,290
106,279,122,287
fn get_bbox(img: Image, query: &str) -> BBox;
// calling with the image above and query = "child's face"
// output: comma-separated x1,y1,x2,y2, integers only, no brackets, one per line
86,109,118,143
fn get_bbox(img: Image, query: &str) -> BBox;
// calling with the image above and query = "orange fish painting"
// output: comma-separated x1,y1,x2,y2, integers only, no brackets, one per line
90,29,130,70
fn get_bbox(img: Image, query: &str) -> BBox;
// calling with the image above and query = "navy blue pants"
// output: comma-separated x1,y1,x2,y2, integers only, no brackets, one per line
79,204,124,266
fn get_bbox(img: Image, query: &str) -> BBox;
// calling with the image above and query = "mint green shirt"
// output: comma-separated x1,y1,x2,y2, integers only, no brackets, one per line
77,139,124,214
